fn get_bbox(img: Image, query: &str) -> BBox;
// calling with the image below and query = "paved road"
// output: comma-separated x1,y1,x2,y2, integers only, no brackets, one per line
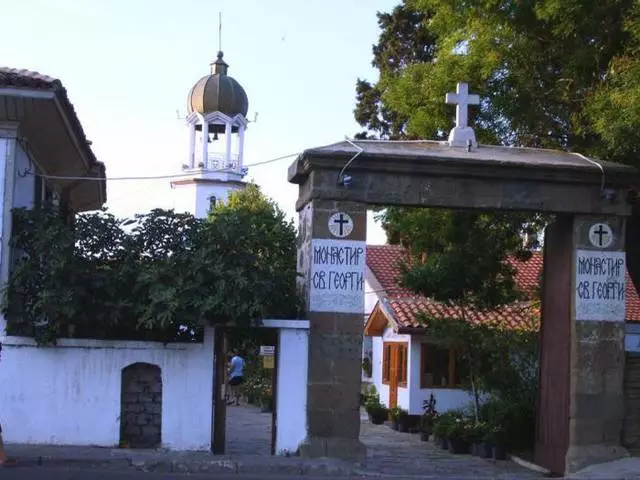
0,466,355,480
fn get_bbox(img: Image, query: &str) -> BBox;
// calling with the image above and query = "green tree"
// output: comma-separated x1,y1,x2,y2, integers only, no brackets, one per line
389,208,542,419
3,184,299,345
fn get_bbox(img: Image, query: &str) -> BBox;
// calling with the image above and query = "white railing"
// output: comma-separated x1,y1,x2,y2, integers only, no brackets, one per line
190,151,243,173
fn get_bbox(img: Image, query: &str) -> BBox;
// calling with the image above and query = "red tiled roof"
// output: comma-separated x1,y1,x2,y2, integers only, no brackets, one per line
366,245,640,330
0,67,106,202
0,68,59,89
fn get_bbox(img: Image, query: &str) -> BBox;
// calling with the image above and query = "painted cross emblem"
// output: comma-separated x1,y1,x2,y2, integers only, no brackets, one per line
445,82,480,130
328,212,354,238
588,223,613,249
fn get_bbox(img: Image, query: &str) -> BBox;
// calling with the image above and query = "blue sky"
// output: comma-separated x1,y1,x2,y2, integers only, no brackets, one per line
2,0,400,243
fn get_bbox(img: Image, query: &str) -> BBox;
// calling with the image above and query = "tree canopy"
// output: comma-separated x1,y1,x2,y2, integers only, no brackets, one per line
356,0,640,164
3,183,299,345
358,0,640,289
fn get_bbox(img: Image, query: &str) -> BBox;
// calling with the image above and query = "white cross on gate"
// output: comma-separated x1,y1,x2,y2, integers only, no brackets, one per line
445,82,480,129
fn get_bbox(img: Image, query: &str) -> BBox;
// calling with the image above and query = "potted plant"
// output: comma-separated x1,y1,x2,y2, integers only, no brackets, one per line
484,424,507,460
388,406,402,430
364,386,388,425
433,412,457,450
419,395,438,441
260,386,273,413
396,408,410,432
470,421,492,458
447,417,472,454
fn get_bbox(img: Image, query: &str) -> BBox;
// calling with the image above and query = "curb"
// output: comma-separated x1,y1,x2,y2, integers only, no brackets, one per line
14,454,360,477
509,454,552,476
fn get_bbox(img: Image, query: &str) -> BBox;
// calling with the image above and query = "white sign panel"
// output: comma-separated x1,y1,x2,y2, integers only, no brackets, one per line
260,346,275,356
625,334,640,353
310,238,366,313
328,212,354,238
575,249,626,321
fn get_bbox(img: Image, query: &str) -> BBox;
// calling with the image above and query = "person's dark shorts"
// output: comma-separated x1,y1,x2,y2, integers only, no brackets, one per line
229,376,244,386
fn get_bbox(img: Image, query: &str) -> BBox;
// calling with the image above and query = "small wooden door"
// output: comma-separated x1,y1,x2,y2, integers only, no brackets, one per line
384,342,407,409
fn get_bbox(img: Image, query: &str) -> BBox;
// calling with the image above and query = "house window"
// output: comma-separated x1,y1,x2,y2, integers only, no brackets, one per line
382,342,408,387
208,195,217,213
382,344,391,383
420,343,458,388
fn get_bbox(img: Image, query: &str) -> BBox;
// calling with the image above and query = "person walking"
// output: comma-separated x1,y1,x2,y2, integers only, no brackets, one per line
226,350,245,406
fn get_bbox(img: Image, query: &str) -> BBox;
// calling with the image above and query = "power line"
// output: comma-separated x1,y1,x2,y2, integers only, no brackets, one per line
30,152,300,182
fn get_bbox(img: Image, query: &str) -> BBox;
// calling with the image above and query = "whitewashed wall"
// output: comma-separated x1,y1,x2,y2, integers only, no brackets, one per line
407,336,472,415
370,328,472,415
274,326,308,454
13,144,35,209
0,329,214,450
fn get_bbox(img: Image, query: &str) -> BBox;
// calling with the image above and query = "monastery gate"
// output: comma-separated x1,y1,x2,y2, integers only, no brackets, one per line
288,84,640,476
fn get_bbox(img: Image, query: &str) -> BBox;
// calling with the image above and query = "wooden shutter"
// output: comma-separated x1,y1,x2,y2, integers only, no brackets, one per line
382,343,391,384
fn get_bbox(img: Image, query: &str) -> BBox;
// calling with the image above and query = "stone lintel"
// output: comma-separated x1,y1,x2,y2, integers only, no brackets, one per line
292,167,631,215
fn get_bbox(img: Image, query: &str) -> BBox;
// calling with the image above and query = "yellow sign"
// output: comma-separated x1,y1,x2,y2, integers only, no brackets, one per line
263,356,275,369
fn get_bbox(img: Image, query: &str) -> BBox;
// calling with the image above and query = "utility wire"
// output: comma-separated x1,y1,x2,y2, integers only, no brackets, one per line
30,152,300,182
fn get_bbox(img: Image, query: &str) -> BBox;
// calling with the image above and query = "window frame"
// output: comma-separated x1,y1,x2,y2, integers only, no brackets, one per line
420,343,458,389
382,341,408,388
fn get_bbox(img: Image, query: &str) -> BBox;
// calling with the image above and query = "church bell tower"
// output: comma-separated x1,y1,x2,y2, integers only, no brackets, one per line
171,51,249,218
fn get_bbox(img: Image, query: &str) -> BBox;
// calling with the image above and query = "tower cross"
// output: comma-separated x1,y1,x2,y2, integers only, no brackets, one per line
445,82,480,129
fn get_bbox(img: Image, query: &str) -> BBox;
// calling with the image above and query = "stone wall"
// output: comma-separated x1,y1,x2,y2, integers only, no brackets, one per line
623,355,640,454
120,362,162,448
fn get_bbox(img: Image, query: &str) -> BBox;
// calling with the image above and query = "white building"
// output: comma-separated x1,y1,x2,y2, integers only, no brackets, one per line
171,51,249,219
362,245,543,416
0,60,308,454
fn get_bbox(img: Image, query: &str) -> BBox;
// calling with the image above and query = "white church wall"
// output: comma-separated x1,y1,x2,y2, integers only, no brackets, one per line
370,336,389,404
13,144,35,209
275,326,308,455
0,328,214,450
407,336,472,416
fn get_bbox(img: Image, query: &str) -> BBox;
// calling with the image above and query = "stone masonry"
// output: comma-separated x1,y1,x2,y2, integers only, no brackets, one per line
120,362,162,449
297,199,367,463
623,355,640,454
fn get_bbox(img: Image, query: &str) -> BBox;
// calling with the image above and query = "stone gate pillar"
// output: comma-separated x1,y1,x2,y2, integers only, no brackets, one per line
567,215,629,472
538,215,629,474
296,199,367,462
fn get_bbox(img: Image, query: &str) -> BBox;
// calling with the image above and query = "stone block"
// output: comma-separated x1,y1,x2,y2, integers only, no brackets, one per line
570,417,604,446
124,424,141,436
148,403,161,415
307,409,333,437
127,403,144,414
324,437,366,464
331,410,360,439
604,367,625,395
136,414,153,426
151,382,162,394
307,383,360,414
603,418,624,442
138,394,154,403
142,425,160,437
123,393,138,404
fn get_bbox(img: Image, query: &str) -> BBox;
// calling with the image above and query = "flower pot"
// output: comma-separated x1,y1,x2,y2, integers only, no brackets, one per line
390,420,399,431
474,443,493,458
448,439,471,454
369,412,386,425
493,444,507,460
440,437,449,450
398,422,409,433
420,431,430,442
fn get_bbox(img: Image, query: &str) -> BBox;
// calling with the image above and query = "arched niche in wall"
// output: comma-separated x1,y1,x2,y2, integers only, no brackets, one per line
120,362,162,448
